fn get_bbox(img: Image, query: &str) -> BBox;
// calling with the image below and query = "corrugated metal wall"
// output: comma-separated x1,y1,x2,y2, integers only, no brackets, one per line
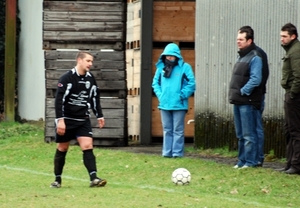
195,0,300,158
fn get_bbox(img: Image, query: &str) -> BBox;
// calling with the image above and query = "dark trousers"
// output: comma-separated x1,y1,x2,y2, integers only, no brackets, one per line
284,92,300,170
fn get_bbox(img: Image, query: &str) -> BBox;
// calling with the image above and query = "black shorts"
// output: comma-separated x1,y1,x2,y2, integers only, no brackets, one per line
55,118,93,143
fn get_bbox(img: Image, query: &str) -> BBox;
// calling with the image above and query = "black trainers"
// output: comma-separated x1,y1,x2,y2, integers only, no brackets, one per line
90,178,107,187
50,181,61,188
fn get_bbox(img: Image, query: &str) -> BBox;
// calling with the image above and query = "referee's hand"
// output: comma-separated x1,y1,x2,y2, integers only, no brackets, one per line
98,118,105,129
57,119,66,135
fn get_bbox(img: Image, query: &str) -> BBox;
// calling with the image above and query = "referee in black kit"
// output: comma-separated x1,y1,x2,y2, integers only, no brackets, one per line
50,51,107,188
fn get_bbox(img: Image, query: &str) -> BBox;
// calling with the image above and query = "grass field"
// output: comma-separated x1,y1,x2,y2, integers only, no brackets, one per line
0,122,300,208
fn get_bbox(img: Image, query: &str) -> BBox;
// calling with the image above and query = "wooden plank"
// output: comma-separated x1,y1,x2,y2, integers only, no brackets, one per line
44,22,124,32
43,42,123,50
43,31,124,42
46,70,125,81
45,127,124,138
151,96,195,137
126,49,141,89
46,98,126,109
45,60,125,70
46,79,126,90
44,11,124,22
92,138,125,146
46,118,124,128
127,96,140,136
153,2,195,41
45,50,124,61
43,2,124,12
46,108,125,118
126,1,141,42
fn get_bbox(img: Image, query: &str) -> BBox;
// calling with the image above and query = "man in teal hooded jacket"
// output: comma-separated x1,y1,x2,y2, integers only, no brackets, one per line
152,43,196,158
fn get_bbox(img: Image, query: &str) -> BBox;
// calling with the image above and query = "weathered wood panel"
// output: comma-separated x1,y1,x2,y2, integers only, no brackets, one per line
45,50,124,61
126,49,141,91
44,12,124,22
44,22,124,32
153,2,195,41
43,1,125,48
43,42,123,50
43,2,124,12
126,1,141,43
43,31,123,42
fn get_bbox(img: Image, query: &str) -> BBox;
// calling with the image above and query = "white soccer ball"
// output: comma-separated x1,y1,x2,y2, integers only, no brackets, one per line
171,168,191,185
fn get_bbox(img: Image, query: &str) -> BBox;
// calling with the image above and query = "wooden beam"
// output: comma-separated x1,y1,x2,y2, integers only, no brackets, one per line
140,0,153,144
4,0,16,121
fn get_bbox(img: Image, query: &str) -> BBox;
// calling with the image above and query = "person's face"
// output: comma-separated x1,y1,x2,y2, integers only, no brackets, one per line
165,55,176,61
236,32,252,50
78,54,93,72
280,31,296,46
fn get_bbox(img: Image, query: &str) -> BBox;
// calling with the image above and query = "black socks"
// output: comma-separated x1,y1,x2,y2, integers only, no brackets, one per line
54,149,67,184
83,149,98,181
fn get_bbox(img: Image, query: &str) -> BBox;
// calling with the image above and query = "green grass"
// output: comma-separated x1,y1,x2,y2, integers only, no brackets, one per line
0,122,300,208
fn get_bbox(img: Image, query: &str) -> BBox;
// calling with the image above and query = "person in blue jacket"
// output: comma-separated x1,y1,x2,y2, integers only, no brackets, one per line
229,26,263,168
152,43,196,158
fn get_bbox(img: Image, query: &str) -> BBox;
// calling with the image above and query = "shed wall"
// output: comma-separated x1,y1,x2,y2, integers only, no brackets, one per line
195,0,300,157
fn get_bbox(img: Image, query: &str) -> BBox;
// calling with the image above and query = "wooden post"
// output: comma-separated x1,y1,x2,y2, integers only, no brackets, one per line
4,0,16,121
140,0,153,144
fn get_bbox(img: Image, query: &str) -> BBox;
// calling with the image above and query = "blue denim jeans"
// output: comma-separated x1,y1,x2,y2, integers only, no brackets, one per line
160,110,186,157
233,105,259,167
256,95,265,165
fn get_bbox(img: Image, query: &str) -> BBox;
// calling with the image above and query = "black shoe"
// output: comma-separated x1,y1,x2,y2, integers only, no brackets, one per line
90,178,107,187
285,167,300,175
275,167,289,172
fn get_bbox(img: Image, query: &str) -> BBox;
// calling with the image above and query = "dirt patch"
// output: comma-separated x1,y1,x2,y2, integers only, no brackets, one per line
105,143,285,170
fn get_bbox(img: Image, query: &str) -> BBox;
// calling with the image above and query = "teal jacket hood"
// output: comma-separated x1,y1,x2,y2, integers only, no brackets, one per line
156,43,184,68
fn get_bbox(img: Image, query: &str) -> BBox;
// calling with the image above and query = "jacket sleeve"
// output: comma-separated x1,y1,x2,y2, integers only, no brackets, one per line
55,74,69,119
90,77,104,118
180,63,196,100
240,56,262,96
290,51,300,95
152,68,162,99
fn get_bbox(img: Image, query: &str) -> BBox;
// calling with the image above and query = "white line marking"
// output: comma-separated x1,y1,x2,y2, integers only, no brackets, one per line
0,164,283,208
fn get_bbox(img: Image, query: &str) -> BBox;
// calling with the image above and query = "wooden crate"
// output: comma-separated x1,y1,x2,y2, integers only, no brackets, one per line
126,1,141,47
153,1,195,42
126,49,141,94
43,1,125,50
127,95,140,141
152,96,195,137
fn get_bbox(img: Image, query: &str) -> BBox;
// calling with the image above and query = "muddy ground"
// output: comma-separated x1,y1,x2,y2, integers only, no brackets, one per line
106,143,285,170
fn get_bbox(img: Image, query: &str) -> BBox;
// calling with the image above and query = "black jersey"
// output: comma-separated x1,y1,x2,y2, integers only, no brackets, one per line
55,68,104,120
